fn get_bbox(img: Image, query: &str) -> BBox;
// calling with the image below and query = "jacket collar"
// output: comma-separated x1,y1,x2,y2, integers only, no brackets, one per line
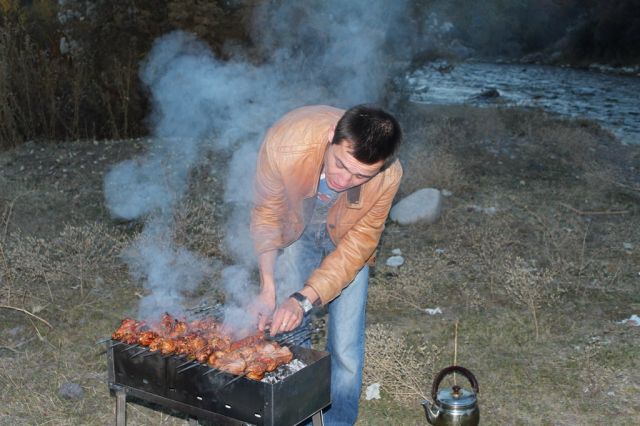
346,186,362,207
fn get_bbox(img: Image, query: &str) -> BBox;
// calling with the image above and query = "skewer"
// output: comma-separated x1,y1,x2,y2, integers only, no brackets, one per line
202,368,226,378
96,337,111,344
220,372,249,389
177,359,196,369
277,327,314,345
129,347,149,358
109,341,125,349
177,362,202,374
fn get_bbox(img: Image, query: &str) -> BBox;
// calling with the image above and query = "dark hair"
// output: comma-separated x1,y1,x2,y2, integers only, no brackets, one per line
331,104,402,170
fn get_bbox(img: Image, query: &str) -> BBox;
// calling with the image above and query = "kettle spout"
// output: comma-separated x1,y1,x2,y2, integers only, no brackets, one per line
421,400,439,425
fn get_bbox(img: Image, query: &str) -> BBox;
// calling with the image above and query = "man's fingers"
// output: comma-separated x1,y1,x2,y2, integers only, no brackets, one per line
257,314,271,331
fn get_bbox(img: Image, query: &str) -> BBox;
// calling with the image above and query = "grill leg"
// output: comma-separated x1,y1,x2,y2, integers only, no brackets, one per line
115,389,127,426
311,410,324,426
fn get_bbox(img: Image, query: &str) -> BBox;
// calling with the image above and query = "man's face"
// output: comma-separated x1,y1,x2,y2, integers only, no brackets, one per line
323,139,384,192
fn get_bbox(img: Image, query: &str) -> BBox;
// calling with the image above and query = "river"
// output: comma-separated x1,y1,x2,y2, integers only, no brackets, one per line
405,62,640,145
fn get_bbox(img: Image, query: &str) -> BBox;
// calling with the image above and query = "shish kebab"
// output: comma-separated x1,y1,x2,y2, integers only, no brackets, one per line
111,313,293,380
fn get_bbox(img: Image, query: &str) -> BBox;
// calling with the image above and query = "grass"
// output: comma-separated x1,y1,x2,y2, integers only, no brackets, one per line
1,103,639,425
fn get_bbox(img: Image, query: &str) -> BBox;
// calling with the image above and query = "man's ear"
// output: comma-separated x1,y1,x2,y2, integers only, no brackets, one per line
328,127,335,144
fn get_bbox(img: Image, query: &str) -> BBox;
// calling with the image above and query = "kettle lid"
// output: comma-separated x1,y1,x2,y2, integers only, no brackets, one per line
436,385,477,410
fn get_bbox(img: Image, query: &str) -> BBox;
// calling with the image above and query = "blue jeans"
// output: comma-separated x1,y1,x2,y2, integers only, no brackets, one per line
275,225,369,426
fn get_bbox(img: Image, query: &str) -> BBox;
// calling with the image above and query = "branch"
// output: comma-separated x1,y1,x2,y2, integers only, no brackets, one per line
559,203,629,216
0,305,53,328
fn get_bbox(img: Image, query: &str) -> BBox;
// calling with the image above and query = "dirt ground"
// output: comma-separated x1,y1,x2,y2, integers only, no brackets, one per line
1,104,639,425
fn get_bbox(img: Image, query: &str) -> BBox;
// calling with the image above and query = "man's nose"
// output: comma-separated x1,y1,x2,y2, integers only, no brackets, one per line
337,173,351,187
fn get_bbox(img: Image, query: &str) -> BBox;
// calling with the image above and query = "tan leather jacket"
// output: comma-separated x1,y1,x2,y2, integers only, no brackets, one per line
251,105,403,305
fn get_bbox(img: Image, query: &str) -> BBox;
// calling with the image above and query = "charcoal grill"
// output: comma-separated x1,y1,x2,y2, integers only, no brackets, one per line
107,341,331,425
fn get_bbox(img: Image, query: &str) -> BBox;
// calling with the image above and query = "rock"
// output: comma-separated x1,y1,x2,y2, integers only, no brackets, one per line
391,248,402,255
467,205,497,215
386,255,405,267
58,382,84,400
390,188,442,225
365,383,381,400
472,88,500,100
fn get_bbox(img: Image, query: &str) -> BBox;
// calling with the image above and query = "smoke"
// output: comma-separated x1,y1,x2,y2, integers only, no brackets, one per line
103,0,413,324
122,217,212,319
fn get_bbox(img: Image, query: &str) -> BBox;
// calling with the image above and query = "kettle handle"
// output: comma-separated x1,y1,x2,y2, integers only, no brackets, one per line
431,366,479,400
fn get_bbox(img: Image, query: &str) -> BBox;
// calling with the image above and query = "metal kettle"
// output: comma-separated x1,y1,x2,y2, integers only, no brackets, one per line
422,366,479,425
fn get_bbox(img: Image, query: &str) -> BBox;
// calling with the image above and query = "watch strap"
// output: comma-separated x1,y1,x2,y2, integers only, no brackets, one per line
290,292,313,313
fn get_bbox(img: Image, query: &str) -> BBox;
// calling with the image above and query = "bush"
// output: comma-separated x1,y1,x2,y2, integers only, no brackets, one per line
0,0,255,149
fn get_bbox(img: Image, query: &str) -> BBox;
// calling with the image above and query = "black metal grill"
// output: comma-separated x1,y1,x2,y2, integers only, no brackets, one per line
107,341,331,425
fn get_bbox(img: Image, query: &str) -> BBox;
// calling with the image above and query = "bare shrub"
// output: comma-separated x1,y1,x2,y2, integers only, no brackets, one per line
363,323,441,405
400,142,469,196
532,123,598,171
568,338,618,398
369,249,436,312
173,197,226,259
168,0,224,40
466,216,517,294
502,255,560,339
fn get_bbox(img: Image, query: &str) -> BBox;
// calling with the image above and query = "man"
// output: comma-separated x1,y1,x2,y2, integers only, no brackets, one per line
250,104,402,425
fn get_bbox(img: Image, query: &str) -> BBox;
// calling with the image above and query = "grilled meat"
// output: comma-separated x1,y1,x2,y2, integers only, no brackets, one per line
111,313,294,380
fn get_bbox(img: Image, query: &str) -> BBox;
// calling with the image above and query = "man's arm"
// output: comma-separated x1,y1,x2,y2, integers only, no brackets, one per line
250,128,289,330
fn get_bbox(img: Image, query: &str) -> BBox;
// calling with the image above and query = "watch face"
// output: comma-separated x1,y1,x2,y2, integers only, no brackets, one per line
301,298,313,313
292,292,313,313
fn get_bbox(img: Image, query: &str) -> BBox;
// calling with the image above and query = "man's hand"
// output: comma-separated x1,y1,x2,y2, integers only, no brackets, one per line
269,297,304,335
249,289,276,331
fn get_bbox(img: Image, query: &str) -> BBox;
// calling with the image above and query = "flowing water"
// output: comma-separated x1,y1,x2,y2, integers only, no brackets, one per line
406,62,640,145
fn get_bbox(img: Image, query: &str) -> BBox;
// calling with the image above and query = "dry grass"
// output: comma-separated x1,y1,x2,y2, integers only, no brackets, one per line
1,105,639,425
1,223,130,304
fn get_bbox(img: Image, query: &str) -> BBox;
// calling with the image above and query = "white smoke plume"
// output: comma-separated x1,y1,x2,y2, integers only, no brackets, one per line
103,0,412,324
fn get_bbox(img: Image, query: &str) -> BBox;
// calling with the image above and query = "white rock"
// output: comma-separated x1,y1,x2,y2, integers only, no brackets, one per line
623,242,634,251
391,248,402,255
390,188,442,225
441,189,453,197
617,314,640,326
435,248,446,255
365,383,381,400
424,307,443,315
386,255,405,267
468,204,497,215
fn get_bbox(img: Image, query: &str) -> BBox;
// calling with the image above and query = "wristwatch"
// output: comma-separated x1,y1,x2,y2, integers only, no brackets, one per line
290,292,313,314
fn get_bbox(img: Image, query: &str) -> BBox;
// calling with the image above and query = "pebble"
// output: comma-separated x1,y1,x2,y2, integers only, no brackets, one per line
365,383,381,400
617,314,640,326
386,255,405,267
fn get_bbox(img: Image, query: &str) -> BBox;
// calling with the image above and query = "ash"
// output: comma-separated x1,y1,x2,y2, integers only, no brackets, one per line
261,359,307,383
